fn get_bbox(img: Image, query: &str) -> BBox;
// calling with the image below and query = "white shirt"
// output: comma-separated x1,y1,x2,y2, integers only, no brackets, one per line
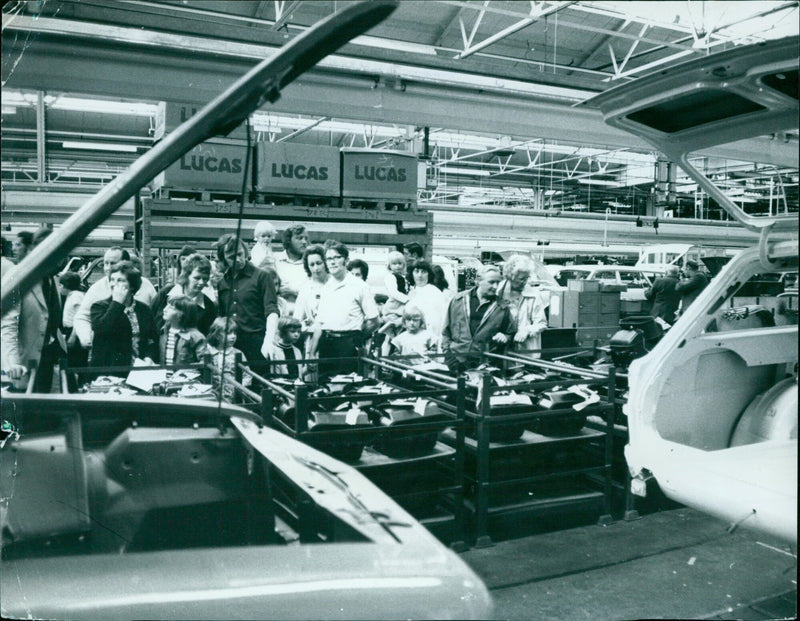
274,250,308,294
293,278,327,329
62,290,85,329
250,243,276,272
408,284,447,338
315,273,378,332
72,275,157,347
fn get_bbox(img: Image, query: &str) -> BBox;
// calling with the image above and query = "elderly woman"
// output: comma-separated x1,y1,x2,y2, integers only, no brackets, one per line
497,254,548,356
408,259,447,341
151,253,217,334
90,261,159,368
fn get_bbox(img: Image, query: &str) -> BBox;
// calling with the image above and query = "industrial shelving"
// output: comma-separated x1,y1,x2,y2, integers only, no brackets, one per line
247,356,469,548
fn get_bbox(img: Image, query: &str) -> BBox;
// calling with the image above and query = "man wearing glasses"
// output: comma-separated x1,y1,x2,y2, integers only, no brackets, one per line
309,240,379,375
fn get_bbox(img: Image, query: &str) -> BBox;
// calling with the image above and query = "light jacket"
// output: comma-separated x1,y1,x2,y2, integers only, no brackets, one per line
497,280,548,354
1,279,64,385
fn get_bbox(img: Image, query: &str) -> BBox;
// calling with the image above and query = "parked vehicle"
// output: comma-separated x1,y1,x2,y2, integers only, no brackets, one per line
547,264,658,302
587,35,798,543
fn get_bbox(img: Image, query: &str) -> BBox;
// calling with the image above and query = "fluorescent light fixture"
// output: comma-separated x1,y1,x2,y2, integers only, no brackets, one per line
62,141,139,153
250,113,406,139
577,178,623,187
50,96,158,116
3,89,157,116
439,167,491,176
351,35,438,56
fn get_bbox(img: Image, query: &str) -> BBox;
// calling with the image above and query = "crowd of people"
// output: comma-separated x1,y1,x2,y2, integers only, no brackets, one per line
1,223,557,393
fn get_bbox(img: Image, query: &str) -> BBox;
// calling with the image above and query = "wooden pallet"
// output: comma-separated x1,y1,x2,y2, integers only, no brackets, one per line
342,197,418,212
253,192,340,208
153,187,246,203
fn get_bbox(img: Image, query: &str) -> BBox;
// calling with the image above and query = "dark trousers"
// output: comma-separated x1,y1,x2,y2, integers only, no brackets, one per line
318,331,361,377
235,331,266,373
33,340,66,393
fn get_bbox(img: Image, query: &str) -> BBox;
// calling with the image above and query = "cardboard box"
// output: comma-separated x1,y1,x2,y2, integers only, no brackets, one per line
256,142,340,197
152,139,252,192
567,279,601,292
341,148,418,200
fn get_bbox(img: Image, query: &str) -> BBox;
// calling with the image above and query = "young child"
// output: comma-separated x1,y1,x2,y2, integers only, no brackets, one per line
205,316,252,400
378,251,409,354
273,316,305,380
390,305,438,356
160,295,207,366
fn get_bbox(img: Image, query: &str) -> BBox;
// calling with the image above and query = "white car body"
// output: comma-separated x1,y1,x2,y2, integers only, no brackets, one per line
587,36,798,543
547,264,659,301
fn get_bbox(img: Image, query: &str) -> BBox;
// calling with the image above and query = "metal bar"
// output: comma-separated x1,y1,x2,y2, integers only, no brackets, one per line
276,115,330,143
474,372,493,547
453,374,467,549
489,351,609,379
457,16,535,60
36,91,46,183
294,383,309,434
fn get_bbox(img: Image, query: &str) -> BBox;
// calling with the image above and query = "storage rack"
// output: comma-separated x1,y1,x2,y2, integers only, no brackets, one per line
133,196,434,278
385,351,616,548
244,356,469,548
59,354,260,406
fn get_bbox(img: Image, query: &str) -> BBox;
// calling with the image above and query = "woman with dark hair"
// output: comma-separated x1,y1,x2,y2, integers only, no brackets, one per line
293,244,329,355
90,261,158,368
408,259,447,340
346,258,369,281
431,264,450,292
150,253,217,334
12,231,33,264
58,271,84,331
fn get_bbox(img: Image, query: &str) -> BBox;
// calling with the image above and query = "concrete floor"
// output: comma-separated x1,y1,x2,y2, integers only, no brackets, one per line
461,508,797,620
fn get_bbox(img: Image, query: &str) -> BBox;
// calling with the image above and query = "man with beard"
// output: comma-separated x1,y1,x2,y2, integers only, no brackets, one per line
441,264,515,372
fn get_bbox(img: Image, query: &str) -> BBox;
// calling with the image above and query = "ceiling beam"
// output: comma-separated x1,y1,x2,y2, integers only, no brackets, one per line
2,24,796,168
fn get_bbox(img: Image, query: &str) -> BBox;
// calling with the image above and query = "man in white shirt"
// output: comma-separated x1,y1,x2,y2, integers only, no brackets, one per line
274,224,309,304
71,246,156,350
310,240,379,376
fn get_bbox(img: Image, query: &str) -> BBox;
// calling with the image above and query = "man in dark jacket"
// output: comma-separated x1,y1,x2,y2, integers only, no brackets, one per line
676,260,709,316
442,264,515,372
645,266,681,324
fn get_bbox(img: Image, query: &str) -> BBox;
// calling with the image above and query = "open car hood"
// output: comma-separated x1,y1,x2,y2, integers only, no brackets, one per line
1,394,492,619
584,36,798,234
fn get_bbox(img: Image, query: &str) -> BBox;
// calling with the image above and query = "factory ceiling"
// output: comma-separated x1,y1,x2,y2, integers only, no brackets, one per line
2,1,798,215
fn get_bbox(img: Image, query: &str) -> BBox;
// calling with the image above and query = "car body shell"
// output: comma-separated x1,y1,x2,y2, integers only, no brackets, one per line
586,36,798,543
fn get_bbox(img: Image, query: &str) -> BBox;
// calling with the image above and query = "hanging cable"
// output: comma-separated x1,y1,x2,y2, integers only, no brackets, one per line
216,121,254,414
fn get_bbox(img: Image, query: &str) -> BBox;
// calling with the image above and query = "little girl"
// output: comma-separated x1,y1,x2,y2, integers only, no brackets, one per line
205,317,252,400
160,295,207,366
390,305,438,356
378,251,409,354
272,316,305,380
